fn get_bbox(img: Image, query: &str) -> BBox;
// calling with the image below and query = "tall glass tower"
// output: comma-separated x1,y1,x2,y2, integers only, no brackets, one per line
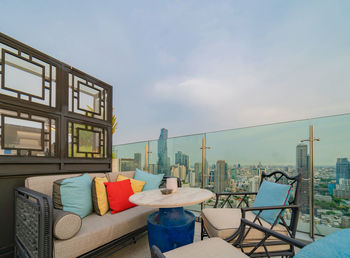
158,128,169,176
336,158,350,184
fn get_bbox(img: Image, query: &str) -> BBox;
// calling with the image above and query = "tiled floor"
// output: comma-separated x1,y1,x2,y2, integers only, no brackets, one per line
105,222,202,258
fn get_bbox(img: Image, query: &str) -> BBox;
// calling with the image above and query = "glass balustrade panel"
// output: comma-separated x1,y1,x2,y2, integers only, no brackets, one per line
113,141,147,172
310,113,350,236
205,119,311,234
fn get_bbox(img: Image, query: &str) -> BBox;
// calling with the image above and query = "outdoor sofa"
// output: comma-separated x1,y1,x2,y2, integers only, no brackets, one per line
14,171,179,258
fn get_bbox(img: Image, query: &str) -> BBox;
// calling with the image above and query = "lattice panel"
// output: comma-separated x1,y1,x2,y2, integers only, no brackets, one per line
0,43,56,107
68,73,108,121
0,108,56,157
68,121,107,158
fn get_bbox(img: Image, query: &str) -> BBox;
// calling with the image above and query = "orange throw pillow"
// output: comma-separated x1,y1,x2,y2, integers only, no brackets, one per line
104,179,136,214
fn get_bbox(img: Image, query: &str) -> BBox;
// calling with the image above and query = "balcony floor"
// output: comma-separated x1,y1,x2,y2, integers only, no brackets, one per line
105,222,202,257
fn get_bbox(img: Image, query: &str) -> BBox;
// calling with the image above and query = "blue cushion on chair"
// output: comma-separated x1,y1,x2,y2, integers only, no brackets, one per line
252,180,292,224
134,168,164,191
295,229,350,258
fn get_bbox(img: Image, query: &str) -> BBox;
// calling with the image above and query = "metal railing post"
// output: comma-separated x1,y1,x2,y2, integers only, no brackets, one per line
200,135,210,210
144,143,148,171
301,125,320,239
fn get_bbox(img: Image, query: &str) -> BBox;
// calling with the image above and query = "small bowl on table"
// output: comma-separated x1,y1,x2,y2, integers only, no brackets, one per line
160,188,173,195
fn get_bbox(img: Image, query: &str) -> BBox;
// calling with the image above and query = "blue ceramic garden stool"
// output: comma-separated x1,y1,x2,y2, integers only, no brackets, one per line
148,207,195,252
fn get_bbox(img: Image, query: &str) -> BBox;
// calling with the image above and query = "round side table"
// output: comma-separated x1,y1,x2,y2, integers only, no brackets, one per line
129,187,213,253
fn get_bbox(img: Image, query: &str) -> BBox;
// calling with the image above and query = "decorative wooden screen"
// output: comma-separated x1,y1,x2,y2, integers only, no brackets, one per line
0,32,113,174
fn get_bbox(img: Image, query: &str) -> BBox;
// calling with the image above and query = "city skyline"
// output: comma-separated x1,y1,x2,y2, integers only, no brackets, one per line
114,113,350,167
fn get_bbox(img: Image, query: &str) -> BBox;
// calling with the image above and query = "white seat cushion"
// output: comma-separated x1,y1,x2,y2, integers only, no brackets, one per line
164,238,248,258
201,208,288,240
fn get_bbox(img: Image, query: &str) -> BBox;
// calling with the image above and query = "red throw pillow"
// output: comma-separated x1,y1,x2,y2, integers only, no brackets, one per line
104,179,136,214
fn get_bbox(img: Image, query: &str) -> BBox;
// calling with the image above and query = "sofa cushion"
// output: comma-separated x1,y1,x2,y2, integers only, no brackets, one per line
25,172,105,197
91,176,109,216
53,209,81,240
105,180,136,214
164,237,248,258
53,206,156,258
134,168,164,191
105,171,135,182
117,174,145,193
53,174,93,218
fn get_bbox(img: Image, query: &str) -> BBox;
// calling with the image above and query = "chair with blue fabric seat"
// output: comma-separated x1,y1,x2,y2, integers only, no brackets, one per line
201,170,301,257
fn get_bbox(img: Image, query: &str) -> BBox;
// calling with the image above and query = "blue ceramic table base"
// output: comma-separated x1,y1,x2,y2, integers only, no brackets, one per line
147,207,195,253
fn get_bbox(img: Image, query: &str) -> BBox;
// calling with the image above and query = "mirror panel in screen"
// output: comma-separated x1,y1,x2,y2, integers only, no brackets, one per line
0,43,57,107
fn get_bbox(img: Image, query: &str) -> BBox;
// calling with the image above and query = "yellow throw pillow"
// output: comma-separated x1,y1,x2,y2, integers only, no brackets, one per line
117,174,146,193
91,177,109,216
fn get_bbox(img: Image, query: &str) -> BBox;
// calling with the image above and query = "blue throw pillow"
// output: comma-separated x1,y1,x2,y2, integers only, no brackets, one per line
53,173,93,218
295,229,350,258
252,180,291,224
134,168,164,191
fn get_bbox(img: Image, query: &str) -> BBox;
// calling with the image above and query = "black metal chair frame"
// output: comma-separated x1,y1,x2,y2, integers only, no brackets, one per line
14,176,181,258
201,170,301,257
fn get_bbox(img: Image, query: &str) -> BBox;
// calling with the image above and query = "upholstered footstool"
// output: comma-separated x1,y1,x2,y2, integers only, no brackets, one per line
151,237,248,258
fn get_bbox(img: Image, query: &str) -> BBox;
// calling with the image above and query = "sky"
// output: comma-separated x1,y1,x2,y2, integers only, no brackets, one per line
1,1,350,146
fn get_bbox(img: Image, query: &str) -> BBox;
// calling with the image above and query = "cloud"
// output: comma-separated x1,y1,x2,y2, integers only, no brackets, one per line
151,33,350,132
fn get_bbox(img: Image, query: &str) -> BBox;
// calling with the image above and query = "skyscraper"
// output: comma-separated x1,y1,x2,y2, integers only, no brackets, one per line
215,160,227,193
134,153,141,169
158,128,170,176
194,162,201,186
175,151,190,171
336,158,350,184
296,144,310,214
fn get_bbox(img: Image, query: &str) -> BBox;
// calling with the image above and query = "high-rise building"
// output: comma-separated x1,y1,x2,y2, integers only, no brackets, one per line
215,160,227,193
170,164,187,181
194,162,201,186
148,164,158,175
119,158,136,171
158,128,170,176
336,158,350,184
296,144,310,214
190,171,196,187
134,153,141,169
248,176,260,192
175,151,190,169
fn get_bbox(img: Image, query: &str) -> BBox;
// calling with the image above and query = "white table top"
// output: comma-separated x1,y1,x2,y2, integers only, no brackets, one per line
129,187,214,208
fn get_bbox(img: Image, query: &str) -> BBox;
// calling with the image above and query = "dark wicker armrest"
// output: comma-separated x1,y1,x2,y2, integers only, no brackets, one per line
214,192,258,208
15,186,53,258
240,218,306,249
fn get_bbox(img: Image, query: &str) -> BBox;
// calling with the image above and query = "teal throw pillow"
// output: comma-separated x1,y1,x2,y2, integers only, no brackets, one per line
53,173,93,218
295,229,350,258
134,168,164,191
252,180,291,224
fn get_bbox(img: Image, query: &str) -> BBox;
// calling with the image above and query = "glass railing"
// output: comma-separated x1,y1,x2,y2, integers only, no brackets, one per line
113,113,350,237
